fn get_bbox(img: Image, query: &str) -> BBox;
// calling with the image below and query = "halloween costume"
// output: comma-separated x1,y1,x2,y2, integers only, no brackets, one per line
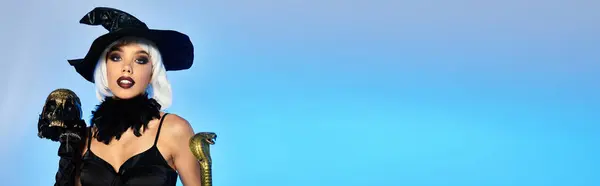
80,95,177,186
37,7,194,186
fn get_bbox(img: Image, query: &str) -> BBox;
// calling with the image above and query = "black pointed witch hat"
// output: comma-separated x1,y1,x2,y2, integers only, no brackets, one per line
68,7,194,83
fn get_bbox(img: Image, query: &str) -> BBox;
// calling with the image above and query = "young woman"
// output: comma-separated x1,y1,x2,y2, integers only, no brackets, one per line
59,7,202,186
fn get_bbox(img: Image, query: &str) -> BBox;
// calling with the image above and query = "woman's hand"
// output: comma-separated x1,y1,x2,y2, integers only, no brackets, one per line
54,126,87,186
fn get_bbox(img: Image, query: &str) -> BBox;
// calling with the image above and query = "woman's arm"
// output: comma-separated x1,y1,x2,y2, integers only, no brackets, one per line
54,147,80,186
165,114,203,186
54,127,88,186
73,128,89,186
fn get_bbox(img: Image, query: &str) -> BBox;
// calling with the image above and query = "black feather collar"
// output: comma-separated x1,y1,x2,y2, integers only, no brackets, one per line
90,94,161,145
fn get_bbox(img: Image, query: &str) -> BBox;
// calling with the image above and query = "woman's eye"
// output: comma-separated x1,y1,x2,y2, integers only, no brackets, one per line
135,57,149,64
109,54,122,61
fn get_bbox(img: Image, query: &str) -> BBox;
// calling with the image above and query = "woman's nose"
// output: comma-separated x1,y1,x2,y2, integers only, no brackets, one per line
122,65,132,73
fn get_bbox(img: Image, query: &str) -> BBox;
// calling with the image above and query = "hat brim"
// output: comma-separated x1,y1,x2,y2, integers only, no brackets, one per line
69,28,194,83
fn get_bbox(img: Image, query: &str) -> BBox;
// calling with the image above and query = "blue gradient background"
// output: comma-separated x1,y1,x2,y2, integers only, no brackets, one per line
1,0,599,185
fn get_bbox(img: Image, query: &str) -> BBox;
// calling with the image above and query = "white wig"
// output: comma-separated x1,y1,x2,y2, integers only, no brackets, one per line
93,37,173,110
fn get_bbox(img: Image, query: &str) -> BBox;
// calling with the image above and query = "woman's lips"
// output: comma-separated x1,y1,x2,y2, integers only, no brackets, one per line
117,76,135,89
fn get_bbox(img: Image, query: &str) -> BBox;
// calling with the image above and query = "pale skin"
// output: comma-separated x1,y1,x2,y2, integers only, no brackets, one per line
74,42,202,186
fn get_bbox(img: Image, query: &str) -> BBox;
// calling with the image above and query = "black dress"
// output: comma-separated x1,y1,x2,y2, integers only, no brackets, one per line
79,113,178,186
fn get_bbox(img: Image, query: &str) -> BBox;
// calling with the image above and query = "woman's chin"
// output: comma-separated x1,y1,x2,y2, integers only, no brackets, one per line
112,91,145,99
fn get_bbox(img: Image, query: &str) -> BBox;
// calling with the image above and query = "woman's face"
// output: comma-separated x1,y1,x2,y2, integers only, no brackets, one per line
105,43,153,99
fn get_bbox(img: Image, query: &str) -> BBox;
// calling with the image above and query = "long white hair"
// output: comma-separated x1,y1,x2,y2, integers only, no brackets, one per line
93,37,173,110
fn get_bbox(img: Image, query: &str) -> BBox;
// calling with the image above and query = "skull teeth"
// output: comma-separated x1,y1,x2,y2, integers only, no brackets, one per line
49,121,66,128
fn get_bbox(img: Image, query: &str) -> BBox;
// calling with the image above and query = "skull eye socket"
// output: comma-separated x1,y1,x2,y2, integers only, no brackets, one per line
47,101,56,111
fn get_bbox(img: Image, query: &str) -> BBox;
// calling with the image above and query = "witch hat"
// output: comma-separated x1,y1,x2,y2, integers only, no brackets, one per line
68,7,194,83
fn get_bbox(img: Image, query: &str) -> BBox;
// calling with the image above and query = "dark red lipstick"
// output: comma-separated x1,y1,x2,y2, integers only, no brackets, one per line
117,76,135,89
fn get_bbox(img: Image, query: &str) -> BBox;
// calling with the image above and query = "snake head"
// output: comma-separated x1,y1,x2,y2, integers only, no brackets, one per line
198,132,217,145
189,132,217,163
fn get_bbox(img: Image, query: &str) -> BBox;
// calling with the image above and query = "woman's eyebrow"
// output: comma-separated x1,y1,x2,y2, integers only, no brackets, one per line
109,46,122,52
135,50,149,56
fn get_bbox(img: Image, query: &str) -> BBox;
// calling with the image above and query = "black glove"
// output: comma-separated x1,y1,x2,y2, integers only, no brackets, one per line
54,134,85,186
54,122,87,186
56,119,87,186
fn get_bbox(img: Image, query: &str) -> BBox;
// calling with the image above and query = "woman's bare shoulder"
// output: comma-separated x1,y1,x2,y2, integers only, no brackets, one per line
158,114,196,156
160,113,195,138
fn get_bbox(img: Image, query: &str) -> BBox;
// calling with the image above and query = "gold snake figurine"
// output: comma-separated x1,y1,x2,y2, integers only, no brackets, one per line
189,132,217,186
